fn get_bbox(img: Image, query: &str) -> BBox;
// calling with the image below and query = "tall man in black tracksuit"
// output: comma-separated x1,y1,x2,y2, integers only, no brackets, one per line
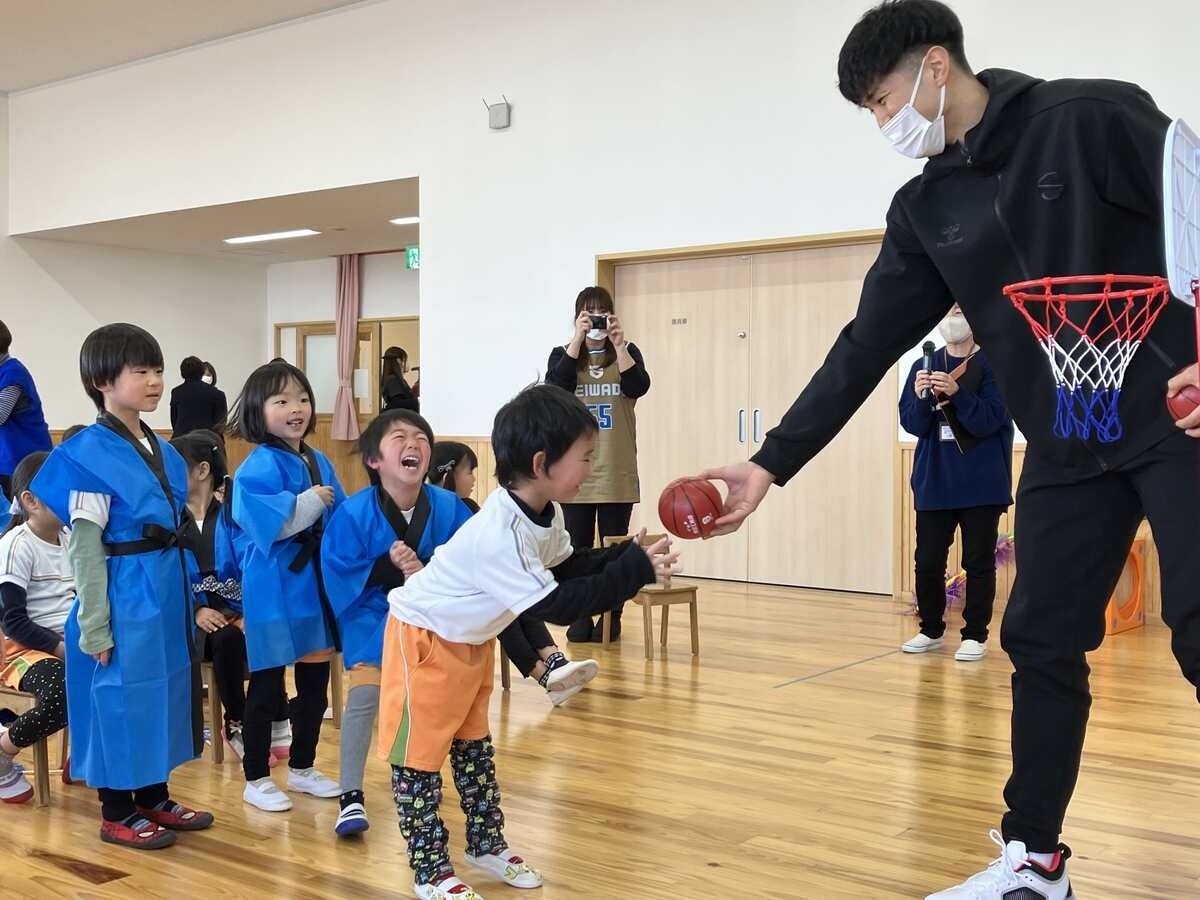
702,3,1200,898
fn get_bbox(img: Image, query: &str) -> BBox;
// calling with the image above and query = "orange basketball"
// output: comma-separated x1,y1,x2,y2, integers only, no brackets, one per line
658,479,724,540
1166,385,1200,422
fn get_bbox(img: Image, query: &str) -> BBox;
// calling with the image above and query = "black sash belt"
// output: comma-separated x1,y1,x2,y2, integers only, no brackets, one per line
104,522,189,557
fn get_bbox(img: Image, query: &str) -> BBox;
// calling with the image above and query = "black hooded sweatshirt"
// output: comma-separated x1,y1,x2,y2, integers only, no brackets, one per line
752,69,1195,485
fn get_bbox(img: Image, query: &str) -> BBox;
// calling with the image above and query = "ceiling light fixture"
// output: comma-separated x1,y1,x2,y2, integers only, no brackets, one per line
223,228,320,244
389,216,420,226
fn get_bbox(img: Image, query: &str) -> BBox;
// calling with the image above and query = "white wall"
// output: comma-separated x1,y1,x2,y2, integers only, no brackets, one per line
8,0,1199,435
1,98,267,428
267,251,419,345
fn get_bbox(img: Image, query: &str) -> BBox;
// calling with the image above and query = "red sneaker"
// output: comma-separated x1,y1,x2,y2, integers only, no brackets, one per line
136,802,215,831
99,818,177,850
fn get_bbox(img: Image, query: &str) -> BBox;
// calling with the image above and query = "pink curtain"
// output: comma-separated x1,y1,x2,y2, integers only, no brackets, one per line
331,254,362,440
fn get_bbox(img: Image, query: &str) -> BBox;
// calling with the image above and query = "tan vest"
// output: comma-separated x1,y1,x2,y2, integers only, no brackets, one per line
571,354,640,504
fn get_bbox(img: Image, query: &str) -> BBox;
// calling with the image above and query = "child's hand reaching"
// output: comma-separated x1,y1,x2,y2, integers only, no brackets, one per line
389,541,425,578
314,485,336,507
636,529,680,581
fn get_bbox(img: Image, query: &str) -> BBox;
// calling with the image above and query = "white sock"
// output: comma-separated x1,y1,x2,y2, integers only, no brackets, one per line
1026,850,1059,870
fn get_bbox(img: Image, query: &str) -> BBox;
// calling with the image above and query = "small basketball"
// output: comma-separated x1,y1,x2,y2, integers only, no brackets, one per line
1166,385,1200,422
658,479,724,540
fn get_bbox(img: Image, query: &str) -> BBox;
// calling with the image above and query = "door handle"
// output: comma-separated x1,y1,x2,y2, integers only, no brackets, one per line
753,409,762,443
738,409,746,444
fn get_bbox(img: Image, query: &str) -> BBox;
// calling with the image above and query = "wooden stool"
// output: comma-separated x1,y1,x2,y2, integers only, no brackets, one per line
0,644,69,805
601,535,700,661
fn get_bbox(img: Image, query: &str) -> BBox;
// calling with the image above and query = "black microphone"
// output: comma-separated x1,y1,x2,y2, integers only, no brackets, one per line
920,341,936,400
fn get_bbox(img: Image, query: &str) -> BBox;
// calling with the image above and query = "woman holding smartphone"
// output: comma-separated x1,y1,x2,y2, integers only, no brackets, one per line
544,286,651,642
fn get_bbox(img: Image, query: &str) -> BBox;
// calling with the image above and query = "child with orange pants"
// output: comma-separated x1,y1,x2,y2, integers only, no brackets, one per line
378,384,677,899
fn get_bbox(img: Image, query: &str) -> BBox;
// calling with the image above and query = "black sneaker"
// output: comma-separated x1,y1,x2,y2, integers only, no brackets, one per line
565,617,594,643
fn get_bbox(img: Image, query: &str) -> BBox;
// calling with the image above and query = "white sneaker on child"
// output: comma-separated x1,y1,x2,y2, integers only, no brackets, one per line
902,633,944,653
547,683,586,707
955,639,988,662
544,658,599,694
0,759,32,804
925,830,1073,899
334,801,369,836
270,719,292,759
414,875,484,900
288,766,341,798
243,777,293,812
465,849,543,889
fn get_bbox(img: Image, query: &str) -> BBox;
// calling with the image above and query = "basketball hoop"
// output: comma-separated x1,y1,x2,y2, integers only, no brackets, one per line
1003,274,1171,442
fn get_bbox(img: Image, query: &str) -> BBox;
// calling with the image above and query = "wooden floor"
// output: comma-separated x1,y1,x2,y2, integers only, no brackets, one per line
6,581,1200,898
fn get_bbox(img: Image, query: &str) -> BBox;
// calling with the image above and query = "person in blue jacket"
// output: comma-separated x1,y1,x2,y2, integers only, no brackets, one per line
321,409,473,838
32,323,213,850
899,304,1013,662
0,320,52,501
227,361,346,813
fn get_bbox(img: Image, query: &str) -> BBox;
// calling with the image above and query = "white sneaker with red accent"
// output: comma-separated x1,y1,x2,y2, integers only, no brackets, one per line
414,874,484,899
926,830,1074,899
0,760,33,804
465,849,543,889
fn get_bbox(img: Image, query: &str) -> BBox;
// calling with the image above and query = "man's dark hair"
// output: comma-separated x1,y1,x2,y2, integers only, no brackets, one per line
180,356,204,380
79,323,164,412
837,0,969,106
359,409,435,485
0,320,11,356
492,384,597,488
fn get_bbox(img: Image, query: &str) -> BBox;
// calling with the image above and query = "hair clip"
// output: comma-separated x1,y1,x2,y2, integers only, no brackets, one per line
435,459,457,474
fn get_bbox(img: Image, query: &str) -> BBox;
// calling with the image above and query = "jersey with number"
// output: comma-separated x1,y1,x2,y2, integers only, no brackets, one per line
572,354,639,504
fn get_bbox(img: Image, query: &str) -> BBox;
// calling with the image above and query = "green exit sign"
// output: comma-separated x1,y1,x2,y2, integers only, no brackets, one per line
406,246,420,270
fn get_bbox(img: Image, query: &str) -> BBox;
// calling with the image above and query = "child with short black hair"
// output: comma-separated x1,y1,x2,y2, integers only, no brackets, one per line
228,361,345,812
429,441,602,706
379,384,677,899
32,323,212,849
322,410,473,838
0,451,70,803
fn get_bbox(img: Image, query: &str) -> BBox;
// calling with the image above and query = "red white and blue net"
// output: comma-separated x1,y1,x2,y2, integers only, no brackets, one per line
1004,275,1171,442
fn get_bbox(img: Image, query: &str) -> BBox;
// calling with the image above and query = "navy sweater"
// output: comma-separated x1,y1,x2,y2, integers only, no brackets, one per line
899,349,1014,512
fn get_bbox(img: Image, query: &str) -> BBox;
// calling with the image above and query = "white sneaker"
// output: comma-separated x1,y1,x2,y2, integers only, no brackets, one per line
334,800,369,836
465,849,543,889
270,719,292,759
902,633,944,653
288,766,340,798
0,759,32,804
414,875,484,899
926,830,1073,899
955,639,988,662
544,658,599,693
547,683,586,707
243,777,293,812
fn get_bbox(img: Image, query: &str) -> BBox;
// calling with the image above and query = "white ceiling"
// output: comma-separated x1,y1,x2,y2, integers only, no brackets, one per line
13,178,420,263
0,0,366,93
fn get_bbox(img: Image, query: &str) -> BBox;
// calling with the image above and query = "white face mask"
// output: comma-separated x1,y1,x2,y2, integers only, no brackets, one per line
938,313,972,345
201,376,214,385
586,329,607,342
879,54,946,159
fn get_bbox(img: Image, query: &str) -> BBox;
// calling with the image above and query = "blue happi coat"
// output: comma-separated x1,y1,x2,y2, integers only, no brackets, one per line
32,418,196,789
232,442,344,671
321,483,472,668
